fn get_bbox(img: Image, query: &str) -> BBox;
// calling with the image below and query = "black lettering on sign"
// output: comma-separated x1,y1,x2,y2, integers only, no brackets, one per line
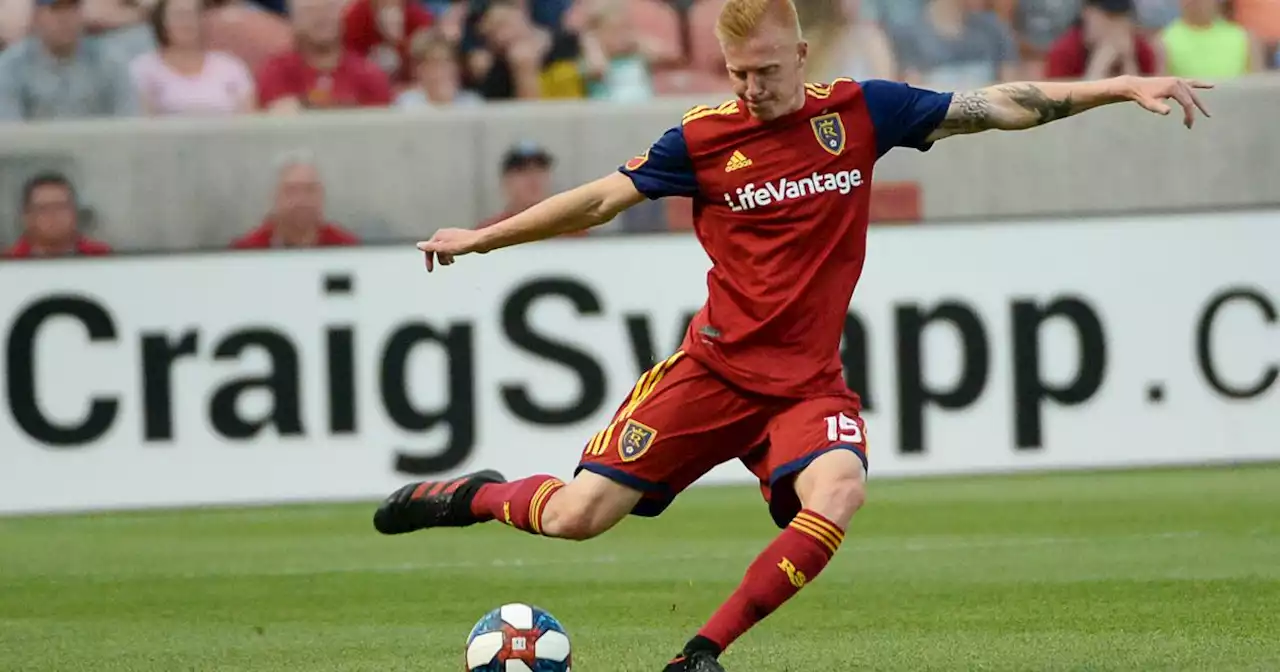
140,330,199,441
5,296,120,447
1196,287,1278,399
1010,297,1107,449
208,329,302,440
895,302,989,454
324,274,357,434
841,311,874,411
501,278,606,425
382,323,475,475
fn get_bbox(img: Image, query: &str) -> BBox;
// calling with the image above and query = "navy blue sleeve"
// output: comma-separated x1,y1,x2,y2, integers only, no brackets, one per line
860,79,955,159
618,126,699,199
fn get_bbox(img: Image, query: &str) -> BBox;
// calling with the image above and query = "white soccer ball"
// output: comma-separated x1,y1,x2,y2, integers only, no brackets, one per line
464,603,572,672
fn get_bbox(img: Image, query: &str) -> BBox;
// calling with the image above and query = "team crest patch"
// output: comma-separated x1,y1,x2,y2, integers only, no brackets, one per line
810,113,846,156
624,149,650,172
618,419,657,462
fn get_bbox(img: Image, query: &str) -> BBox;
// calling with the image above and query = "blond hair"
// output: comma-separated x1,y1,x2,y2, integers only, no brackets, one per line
715,0,803,44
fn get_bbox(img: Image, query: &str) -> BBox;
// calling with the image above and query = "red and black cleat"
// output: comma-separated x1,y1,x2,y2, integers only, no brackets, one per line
372,469,506,535
663,652,725,672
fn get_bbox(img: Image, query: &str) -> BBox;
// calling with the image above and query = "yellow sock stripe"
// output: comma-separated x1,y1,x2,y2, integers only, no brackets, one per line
527,479,561,535
789,518,840,555
795,512,845,545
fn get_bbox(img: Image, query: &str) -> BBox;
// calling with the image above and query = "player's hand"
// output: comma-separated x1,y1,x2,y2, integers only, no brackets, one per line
1125,76,1213,128
416,228,487,272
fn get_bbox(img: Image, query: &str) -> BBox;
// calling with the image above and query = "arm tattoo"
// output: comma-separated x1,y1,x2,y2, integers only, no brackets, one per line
938,90,993,133
995,83,1076,125
939,84,1077,135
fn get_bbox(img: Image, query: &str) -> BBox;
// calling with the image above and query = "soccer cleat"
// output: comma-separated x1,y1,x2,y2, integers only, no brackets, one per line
663,651,726,672
372,469,506,535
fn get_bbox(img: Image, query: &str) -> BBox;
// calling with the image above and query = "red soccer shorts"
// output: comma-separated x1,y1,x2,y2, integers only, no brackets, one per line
574,351,869,528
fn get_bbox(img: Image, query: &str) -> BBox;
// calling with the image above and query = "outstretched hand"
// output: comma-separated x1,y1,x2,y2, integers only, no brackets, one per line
416,228,487,272
1126,76,1213,128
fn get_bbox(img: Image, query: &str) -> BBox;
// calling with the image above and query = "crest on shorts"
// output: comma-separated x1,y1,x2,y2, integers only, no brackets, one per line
810,113,846,156
624,149,650,172
618,419,657,462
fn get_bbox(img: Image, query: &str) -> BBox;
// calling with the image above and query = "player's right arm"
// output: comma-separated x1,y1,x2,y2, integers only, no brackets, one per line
418,126,698,271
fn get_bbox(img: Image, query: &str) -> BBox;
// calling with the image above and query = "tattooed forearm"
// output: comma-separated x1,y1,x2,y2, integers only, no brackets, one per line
995,83,1077,125
937,90,994,133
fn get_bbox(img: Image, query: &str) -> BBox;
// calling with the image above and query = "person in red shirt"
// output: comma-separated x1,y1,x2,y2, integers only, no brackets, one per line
4,172,111,258
256,0,393,111
341,0,434,85
231,152,359,248
376,1,1210,670
1045,0,1162,79
477,141,586,237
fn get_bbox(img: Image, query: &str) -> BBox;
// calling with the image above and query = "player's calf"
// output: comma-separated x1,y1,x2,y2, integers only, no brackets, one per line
537,471,643,540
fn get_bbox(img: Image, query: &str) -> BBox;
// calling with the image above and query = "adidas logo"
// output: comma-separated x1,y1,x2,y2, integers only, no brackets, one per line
725,150,753,173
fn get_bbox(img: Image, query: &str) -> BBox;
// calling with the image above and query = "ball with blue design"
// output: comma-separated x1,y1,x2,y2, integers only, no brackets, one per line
464,603,572,671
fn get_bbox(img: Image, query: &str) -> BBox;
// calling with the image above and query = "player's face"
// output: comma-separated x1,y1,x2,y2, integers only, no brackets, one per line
721,21,807,121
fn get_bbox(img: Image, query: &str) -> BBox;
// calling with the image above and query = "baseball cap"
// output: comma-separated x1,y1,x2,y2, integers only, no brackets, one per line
502,140,554,173
1086,0,1134,14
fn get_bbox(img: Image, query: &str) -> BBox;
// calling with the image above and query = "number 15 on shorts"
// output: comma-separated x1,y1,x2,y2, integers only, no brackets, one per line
825,413,865,445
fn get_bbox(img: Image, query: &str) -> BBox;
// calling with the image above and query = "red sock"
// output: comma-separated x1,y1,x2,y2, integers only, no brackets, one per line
469,475,564,535
696,510,844,651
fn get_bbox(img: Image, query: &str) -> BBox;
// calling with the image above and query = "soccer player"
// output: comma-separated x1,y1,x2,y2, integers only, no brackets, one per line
373,0,1211,669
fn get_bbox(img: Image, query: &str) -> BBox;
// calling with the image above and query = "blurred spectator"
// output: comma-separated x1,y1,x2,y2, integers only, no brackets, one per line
577,0,655,101
1012,0,1083,76
479,140,584,237
0,0,140,121
129,0,256,115
395,27,483,108
4,172,111,258
255,0,393,111
1,0,34,49
464,0,585,100
203,1,294,72
232,151,359,248
892,0,1019,90
341,0,434,85
801,0,897,82
1233,0,1280,61
82,0,158,66
1160,0,1262,77
1044,0,1162,78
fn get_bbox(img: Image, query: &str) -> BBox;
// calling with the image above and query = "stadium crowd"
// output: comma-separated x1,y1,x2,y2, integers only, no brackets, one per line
0,0,1276,256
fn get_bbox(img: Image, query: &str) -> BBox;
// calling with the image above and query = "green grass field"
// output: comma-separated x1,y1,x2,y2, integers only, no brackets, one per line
2,464,1278,672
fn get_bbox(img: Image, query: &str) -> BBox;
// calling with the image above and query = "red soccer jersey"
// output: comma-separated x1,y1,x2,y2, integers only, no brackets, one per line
620,79,952,399
256,50,394,109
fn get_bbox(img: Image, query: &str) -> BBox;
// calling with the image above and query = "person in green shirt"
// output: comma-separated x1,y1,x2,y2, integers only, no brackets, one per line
1159,0,1266,78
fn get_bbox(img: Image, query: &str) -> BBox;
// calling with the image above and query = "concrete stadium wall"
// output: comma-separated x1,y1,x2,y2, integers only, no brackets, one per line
1,76,1277,251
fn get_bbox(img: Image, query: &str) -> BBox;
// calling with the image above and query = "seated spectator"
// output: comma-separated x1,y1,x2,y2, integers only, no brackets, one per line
1233,0,1280,61
578,0,656,101
82,0,158,67
395,28,484,108
463,0,585,100
802,0,897,82
479,141,584,237
203,1,293,72
255,0,392,112
4,172,111,258
232,151,359,248
129,0,256,115
0,0,139,121
1044,0,1162,78
1160,0,1262,78
0,0,33,50
341,0,434,85
892,0,1019,90
1012,0,1083,76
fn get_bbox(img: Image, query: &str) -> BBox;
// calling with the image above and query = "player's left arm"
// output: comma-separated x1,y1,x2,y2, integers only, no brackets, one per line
926,75,1213,142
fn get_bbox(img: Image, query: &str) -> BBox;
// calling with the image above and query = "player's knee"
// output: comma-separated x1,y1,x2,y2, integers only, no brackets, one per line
795,451,867,526
539,472,640,541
